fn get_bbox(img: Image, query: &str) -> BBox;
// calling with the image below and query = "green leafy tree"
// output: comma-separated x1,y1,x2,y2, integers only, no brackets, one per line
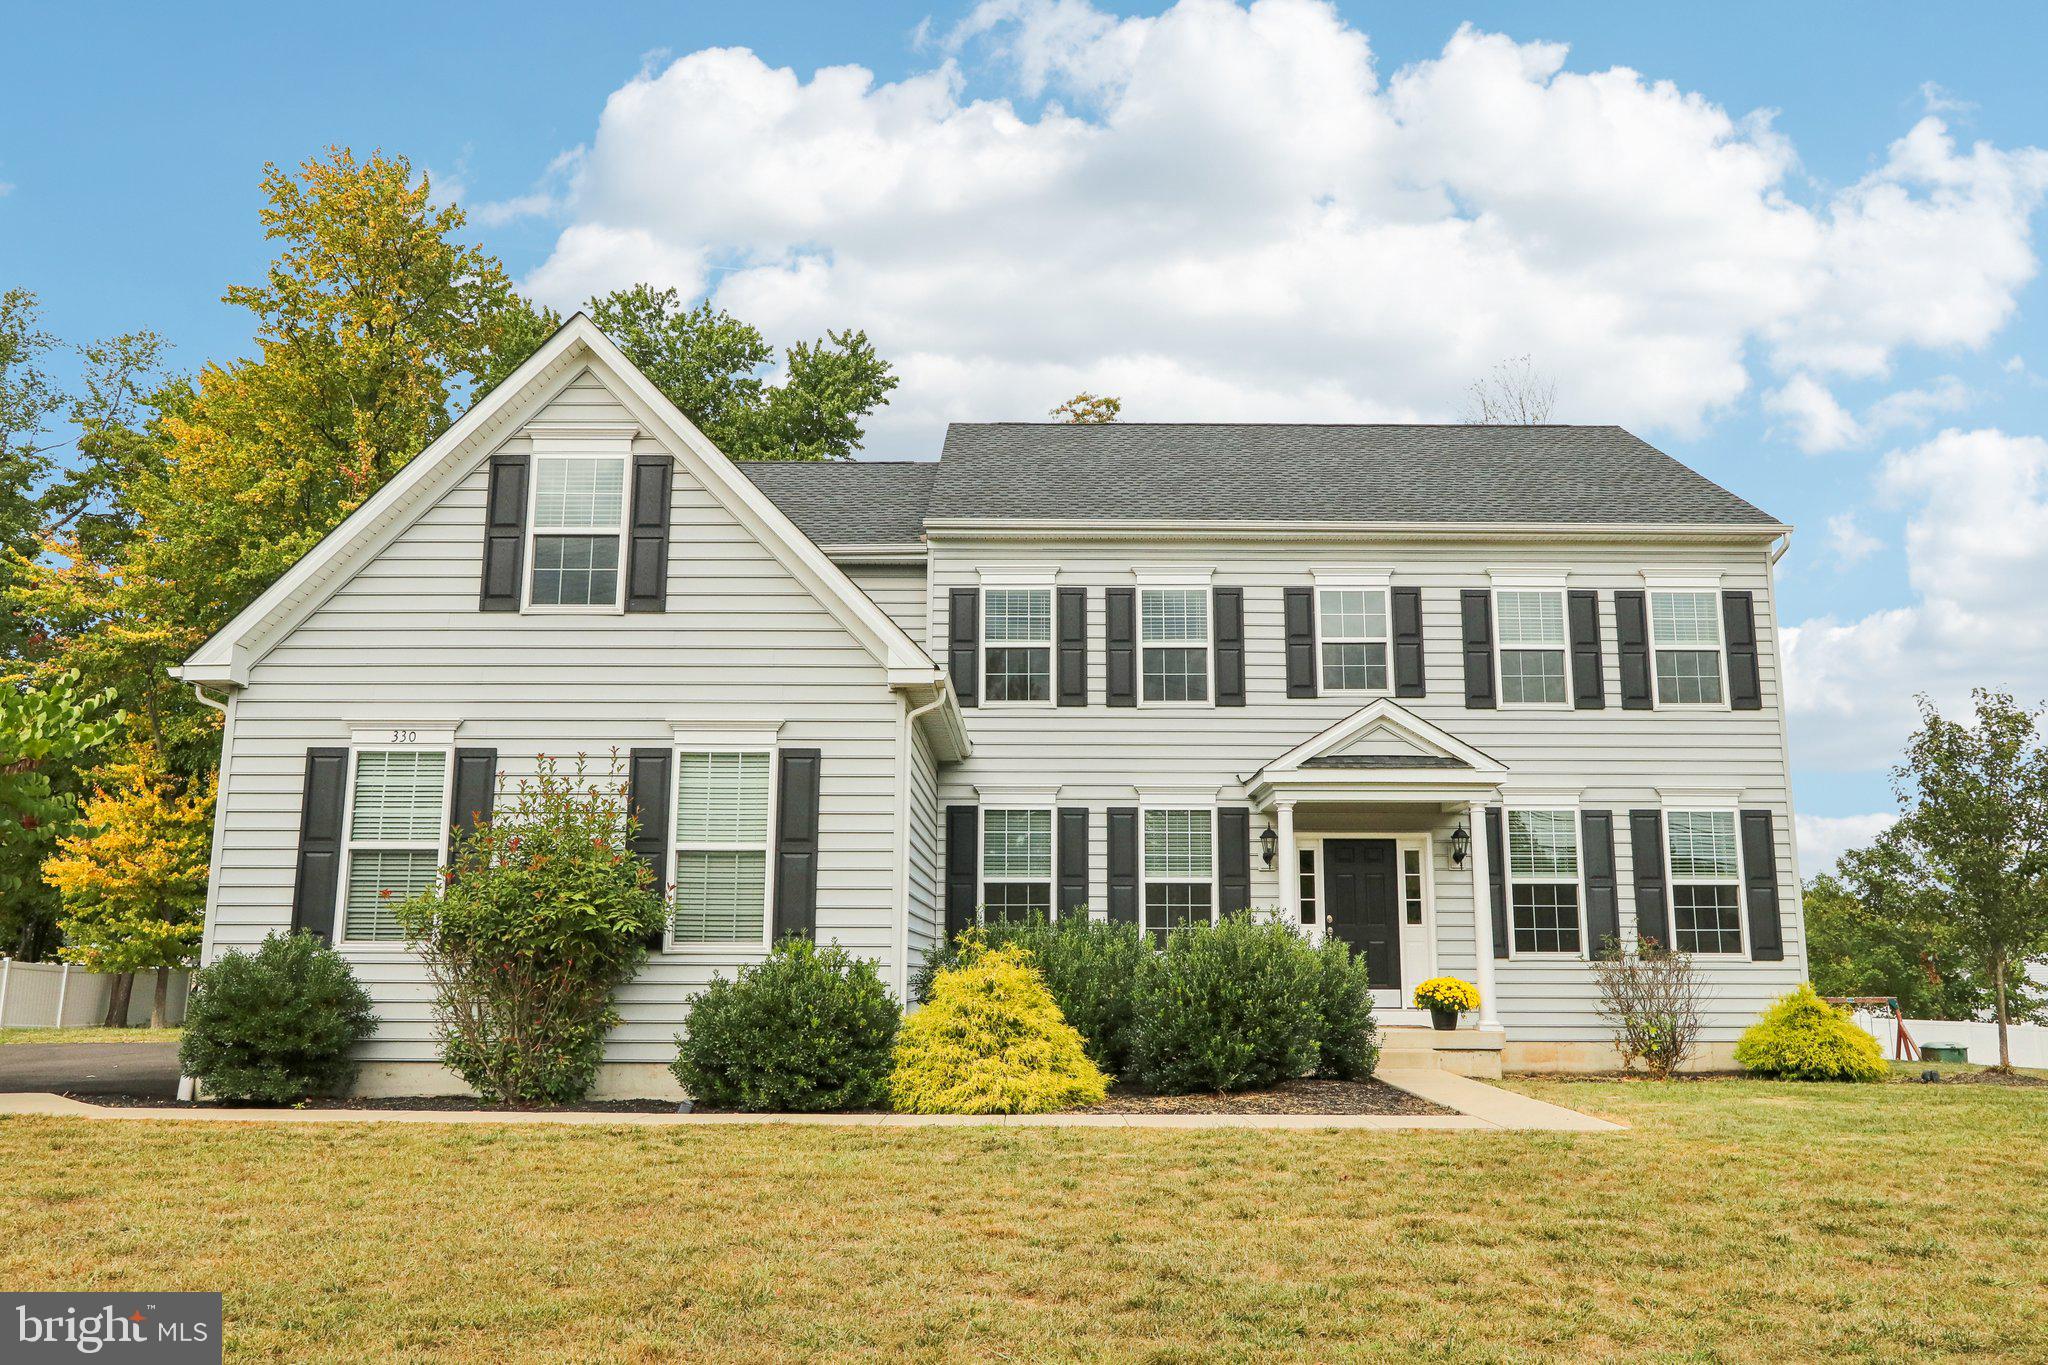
0,674,121,958
588,285,896,460
0,289,66,658
1805,863,1993,1020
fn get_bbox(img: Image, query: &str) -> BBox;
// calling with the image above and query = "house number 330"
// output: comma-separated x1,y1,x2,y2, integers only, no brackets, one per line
388,729,419,744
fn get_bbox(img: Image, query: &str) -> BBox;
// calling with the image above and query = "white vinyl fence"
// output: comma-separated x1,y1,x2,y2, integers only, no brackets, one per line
0,959,189,1029
1852,1009,2048,1069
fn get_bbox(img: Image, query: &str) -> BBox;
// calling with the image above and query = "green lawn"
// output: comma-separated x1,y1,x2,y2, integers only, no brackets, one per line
1,1077,2042,1362
0,1026,182,1046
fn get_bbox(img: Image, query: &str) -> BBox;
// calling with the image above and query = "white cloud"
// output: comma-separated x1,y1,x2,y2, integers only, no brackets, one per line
1825,511,1880,566
1765,372,1974,453
1796,812,1897,874
515,1,2048,452
1785,427,2048,769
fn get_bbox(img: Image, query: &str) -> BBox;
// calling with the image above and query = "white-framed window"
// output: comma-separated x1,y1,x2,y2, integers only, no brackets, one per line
1666,809,1744,955
983,588,1053,705
1139,587,1211,705
1317,586,1391,693
340,747,451,944
981,807,1054,921
1650,589,1726,705
669,749,774,948
1496,588,1569,706
1142,807,1215,943
1402,846,1425,926
1297,847,1318,925
1505,808,1583,956
527,452,629,610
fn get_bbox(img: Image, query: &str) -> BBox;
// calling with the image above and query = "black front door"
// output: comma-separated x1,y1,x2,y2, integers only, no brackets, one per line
1324,839,1401,990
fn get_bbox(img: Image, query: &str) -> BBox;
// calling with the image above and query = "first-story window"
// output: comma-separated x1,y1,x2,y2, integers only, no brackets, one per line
1650,589,1725,705
1507,809,1581,955
529,454,627,608
1667,809,1743,954
1140,587,1210,703
984,588,1052,703
1318,586,1389,692
1496,589,1568,705
981,808,1053,921
1403,847,1424,926
342,748,449,942
1298,847,1318,925
671,750,772,945
1142,808,1214,944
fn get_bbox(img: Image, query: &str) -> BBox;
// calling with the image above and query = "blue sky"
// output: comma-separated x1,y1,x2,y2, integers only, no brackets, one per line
7,1,2048,862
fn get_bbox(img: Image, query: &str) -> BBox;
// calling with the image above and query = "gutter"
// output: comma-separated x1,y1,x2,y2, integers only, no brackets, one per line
894,687,951,1004
922,518,1794,543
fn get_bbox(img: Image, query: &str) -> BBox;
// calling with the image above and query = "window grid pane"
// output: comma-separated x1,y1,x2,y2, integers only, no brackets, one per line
344,848,438,942
350,750,447,842
533,457,625,529
985,647,1052,703
1139,589,1208,643
672,850,767,943
1142,646,1209,703
983,809,1053,880
1656,650,1724,705
531,534,620,607
1508,810,1578,879
1496,590,1565,646
1404,847,1424,926
984,589,1051,643
1144,809,1212,878
1651,591,1720,646
1673,885,1743,954
1500,649,1568,705
674,752,772,844
1321,641,1389,692
1317,589,1387,642
1143,882,1213,944
983,883,1052,923
1667,810,1738,880
1512,884,1582,954
1298,848,1317,924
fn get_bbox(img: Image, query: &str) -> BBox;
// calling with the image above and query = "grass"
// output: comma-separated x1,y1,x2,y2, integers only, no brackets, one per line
1,1078,2042,1362
0,1026,181,1046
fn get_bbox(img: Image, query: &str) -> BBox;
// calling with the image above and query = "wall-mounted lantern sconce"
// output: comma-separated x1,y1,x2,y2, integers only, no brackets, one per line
1259,823,1279,868
1450,821,1471,867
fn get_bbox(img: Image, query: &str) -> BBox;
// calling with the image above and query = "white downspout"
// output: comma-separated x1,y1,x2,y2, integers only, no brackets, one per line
185,680,234,1102
895,686,949,1005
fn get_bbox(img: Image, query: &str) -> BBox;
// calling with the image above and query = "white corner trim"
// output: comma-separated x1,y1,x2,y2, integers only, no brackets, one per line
346,720,461,747
1642,570,1725,588
670,722,784,749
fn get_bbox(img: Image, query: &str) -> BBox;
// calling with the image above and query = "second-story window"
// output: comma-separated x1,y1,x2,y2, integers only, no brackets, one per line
984,588,1052,703
1318,587,1389,693
1650,590,1725,705
1496,589,1568,705
529,454,627,608
1140,587,1210,704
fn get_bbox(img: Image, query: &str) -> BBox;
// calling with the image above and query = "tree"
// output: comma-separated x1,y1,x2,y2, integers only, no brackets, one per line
1873,691,2048,1069
0,289,67,657
1804,865,1992,1020
0,674,121,959
1050,392,1121,424
588,285,896,460
46,746,215,1028
1462,355,1557,424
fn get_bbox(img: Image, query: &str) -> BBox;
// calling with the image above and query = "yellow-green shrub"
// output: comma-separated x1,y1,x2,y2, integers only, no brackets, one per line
891,944,1108,1114
1733,984,1887,1082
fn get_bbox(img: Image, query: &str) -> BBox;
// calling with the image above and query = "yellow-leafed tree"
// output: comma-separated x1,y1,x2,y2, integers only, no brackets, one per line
46,747,215,1027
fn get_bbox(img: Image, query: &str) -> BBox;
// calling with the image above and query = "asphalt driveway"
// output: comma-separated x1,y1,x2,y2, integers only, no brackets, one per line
0,1042,180,1098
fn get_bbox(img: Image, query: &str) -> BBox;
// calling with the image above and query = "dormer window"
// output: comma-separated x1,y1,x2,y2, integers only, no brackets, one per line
528,454,628,609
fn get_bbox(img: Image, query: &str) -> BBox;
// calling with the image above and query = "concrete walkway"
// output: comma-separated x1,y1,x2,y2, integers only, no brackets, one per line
0,1074,1621,1132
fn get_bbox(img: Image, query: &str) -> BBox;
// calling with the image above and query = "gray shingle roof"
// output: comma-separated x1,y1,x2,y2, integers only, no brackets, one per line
1301,754,1472,770
735,460,936,545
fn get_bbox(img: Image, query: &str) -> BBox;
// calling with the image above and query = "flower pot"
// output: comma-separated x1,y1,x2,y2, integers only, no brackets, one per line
1430,1007,1458,1031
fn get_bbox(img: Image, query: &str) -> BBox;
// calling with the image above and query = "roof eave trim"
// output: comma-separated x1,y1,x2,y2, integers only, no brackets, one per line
922,518,1791,540
819,542,928,562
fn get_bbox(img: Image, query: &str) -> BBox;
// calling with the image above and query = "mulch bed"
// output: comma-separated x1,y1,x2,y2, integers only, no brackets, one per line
1920,1068,2048,1089
1086,1077,1453,1116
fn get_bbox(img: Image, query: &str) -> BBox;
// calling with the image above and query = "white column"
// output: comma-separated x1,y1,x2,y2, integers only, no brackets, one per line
1276,801,1298,927
1467,800,1501,1031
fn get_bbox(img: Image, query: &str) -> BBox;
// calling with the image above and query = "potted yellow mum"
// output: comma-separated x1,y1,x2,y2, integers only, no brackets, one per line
1413,977,1479,1031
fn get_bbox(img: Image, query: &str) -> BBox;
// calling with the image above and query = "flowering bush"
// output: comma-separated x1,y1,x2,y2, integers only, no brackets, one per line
1413,977,1480,1014
1734,984,1887,1082
891,944,1107,1114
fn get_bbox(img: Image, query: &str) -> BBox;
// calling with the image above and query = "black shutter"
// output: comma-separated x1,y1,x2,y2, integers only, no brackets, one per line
945,806,978,939
1105,588,1137,708
289,748,349,942
1741,809,1785,961
1461,590,1496,710
1568,589,1605,710
1217,808,1251,914
1058,807,1090,916
1057,587,1088,708
773,749,821,940
1392,586,1426,698
1106,806,1139,923
1283,586,1316,698
628,748,672,950
448,747,498,864
1723,590,1762,711
1581,809,1620,957
1213,587,1245,707
1629,809,1669,950
947,588,979,708
1615,590,1653,710
1484,806,1508,959
625,453,672,612
479,452,529,611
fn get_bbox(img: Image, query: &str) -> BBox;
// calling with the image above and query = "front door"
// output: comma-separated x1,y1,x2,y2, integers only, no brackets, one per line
1324,839,1401,990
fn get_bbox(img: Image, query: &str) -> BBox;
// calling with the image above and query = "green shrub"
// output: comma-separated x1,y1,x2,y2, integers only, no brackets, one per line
891,944,1107,1113
179,933,376,1103
396,754,664,1106
672,939,899,1111
915,916,1147,1076
1309,937,1380,1080
1734,984,1888,1082
1129,913,1324,1094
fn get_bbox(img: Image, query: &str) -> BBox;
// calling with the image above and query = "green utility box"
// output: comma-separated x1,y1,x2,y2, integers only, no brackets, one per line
1920,1044,1968,1063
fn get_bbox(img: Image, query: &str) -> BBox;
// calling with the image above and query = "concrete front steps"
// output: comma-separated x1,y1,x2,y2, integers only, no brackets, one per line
1379,1024,1505,1078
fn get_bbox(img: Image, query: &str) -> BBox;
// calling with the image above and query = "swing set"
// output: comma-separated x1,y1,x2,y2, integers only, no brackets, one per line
1825,996,1918,1061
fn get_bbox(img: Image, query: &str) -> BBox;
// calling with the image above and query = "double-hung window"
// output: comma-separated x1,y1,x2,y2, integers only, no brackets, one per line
670,750,773,946
1506,809,1582,955
1142,808,1214,944
1666,809,1744,954
1650,590,1725,705
529,453,628,609
341,748,450,943
1318,587,1390,693
1496,589,1569,705
981,808,1053,921
1140,588,1210,704
983,588,1053,704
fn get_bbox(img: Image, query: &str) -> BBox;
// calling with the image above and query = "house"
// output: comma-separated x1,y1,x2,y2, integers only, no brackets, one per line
180,315,1804,1094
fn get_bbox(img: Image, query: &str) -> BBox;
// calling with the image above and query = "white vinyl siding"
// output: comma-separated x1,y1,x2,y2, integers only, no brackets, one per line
1650,590,1726,705
341,748,448,943
1667,810,1744,955
981,807,1053,920
1496,589,1568,706
529,454,627,609
1506,809,1582,956
1317,587,1390,693
1142,807,1215,943
671,750,773,946
1139,588,1210,704
983,588,1052,705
